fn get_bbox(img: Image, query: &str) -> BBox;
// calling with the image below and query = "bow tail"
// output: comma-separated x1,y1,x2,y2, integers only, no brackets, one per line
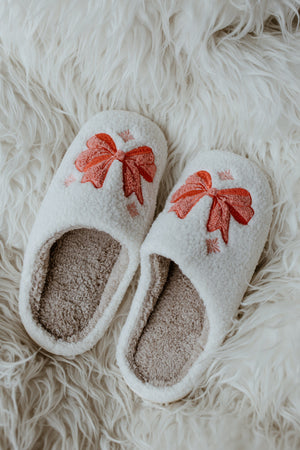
123,161,144,204
207,197,231,244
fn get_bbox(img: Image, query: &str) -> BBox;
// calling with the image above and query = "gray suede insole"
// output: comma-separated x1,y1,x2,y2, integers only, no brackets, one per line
132,261,208,387
35,229,122,341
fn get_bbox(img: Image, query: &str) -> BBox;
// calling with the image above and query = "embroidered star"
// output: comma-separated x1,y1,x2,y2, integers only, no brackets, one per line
118,129,134,142
127,202,139,217
64,174,76,187
218,170,234,180
206,238,220,254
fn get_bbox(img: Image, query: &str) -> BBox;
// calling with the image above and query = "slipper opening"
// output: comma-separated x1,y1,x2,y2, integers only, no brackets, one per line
29,228,129,343
126,254,209,387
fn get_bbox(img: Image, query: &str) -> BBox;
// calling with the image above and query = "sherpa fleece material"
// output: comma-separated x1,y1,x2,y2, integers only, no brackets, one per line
19,110,167,356
117,150,273,403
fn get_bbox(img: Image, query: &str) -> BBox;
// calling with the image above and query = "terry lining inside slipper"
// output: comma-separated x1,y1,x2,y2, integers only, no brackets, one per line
29,228,129,343
126,254,209,387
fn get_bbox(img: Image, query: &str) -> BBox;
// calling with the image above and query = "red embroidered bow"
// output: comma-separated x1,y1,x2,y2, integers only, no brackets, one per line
169,170,254,244
75,133,156,205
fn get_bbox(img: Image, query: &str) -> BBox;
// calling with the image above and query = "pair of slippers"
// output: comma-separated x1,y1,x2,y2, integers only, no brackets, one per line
19,111,273,403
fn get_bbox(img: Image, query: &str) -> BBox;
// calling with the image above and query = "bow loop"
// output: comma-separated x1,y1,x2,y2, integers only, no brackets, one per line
169,171,212,219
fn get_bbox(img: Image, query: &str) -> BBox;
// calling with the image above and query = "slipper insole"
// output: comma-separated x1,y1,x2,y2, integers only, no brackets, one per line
132,260,208,386
33,229,123,341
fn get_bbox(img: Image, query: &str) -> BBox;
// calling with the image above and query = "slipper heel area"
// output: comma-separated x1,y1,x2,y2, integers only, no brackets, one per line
127,255,209,387
29,228,128,343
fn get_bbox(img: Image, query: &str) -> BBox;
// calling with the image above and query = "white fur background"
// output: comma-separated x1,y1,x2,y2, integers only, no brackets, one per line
1,0,300,449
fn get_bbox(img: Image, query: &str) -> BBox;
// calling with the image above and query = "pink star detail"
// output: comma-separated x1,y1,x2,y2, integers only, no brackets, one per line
118,129,134,143
218,170,234,180
206,238,220,254
127,202,139,217
64,174,76,187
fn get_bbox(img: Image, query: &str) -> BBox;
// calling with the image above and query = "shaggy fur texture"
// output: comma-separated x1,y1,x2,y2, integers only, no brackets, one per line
0,0,300,448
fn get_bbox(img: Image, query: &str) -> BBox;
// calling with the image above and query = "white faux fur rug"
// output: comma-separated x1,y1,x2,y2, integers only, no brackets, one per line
1,1,300,449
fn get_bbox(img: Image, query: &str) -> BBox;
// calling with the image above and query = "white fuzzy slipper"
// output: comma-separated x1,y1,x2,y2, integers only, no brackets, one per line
19,110,167,356
117,150,273,403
